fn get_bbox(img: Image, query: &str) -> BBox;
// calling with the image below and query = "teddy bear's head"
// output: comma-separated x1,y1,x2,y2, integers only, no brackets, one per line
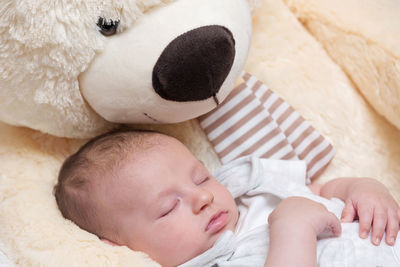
0,0,258,138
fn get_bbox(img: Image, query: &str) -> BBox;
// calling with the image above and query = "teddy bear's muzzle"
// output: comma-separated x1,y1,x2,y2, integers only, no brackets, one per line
152,25,236,104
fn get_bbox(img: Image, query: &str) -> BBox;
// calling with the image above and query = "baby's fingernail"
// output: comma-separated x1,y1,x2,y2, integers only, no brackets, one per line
388,237,395,245
374,237,381,245
360,231,368,238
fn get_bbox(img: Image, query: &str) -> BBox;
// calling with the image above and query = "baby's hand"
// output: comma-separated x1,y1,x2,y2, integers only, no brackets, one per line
268,197,341,238
341,178,400,246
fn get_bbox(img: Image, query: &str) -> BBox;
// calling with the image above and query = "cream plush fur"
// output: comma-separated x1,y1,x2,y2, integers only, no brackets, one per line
1,0,400,266
284,0,400,130
0,0,169,138
0,0,254,138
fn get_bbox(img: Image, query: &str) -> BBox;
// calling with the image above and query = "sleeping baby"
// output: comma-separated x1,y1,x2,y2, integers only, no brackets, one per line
54,130,400,266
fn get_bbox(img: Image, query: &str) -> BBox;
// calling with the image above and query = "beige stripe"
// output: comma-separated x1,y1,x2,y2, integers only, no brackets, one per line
242,72,251,82
212,106,269,145
199,83,247,122
292,126,314,149
204,93,255,135
283,116,304,137
220,83,249,105
260,139,290,159
309,164,329,180
307,145,334,171
281,150,297,160
232,128,282,159
250,80,263,94
298,135,324,159
259,89,273,105
218,117,276,158
276,106,295,125
199,112,213,123
268,98,284,114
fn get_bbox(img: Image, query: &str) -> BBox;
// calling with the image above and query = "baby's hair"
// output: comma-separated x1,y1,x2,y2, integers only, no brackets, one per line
54,129,160,239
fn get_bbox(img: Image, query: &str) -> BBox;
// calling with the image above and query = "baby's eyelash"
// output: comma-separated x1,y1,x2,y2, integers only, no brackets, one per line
202,177,210,183
194,174,211,185
197,176,210,185
160,200,178,218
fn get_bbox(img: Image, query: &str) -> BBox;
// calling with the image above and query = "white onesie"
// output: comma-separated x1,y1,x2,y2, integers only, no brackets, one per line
180,156,400,267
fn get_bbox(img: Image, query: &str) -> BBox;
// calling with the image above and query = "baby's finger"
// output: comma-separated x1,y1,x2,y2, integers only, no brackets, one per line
341,200,356,222
358,205,373,239
385,211,399,246
371,210,387,246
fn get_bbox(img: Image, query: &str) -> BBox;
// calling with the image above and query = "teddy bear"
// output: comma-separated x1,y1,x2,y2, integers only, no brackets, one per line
0,0,400,266
0,0,255,138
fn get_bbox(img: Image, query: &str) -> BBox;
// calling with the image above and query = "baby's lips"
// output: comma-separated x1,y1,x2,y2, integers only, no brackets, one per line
205,211,229,234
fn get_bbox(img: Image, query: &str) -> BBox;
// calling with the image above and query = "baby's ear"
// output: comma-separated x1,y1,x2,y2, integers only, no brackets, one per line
100,238,119,247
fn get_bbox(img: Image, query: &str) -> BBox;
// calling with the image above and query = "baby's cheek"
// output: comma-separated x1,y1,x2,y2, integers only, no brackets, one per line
182,235,214,263
163,230,210,265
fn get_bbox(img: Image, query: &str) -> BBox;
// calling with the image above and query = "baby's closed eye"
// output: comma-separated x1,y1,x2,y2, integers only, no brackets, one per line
197,177,210,185
159,199,179,218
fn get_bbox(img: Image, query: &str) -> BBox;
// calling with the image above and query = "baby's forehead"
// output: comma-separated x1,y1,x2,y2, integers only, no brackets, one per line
105,133,195,180
125,134,189,159
99,149,203,209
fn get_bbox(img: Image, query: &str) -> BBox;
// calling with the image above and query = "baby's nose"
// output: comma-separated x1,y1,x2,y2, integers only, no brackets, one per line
192,189,214,214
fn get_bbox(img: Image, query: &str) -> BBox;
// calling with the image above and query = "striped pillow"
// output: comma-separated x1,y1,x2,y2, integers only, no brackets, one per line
199,73,335,182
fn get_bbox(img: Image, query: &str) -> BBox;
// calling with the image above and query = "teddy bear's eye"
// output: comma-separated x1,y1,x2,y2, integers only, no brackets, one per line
97,17,119,37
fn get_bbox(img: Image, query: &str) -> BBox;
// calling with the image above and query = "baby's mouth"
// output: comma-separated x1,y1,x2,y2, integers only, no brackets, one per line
205,211,229,234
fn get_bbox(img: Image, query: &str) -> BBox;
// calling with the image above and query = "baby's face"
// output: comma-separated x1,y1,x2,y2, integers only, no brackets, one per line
98,135,238,266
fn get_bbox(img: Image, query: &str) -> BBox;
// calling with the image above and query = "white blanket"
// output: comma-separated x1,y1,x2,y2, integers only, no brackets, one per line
180,156,400,267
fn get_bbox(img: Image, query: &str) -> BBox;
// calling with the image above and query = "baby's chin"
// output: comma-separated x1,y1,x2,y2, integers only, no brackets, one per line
194,227,237,261
173,232,227,266
166,213,239,266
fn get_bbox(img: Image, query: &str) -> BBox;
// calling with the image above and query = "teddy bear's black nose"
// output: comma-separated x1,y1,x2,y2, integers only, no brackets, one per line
152,25,235,102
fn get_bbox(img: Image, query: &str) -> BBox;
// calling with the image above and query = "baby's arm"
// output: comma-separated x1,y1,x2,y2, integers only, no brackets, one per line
265,197,341,267
312,178,400,246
